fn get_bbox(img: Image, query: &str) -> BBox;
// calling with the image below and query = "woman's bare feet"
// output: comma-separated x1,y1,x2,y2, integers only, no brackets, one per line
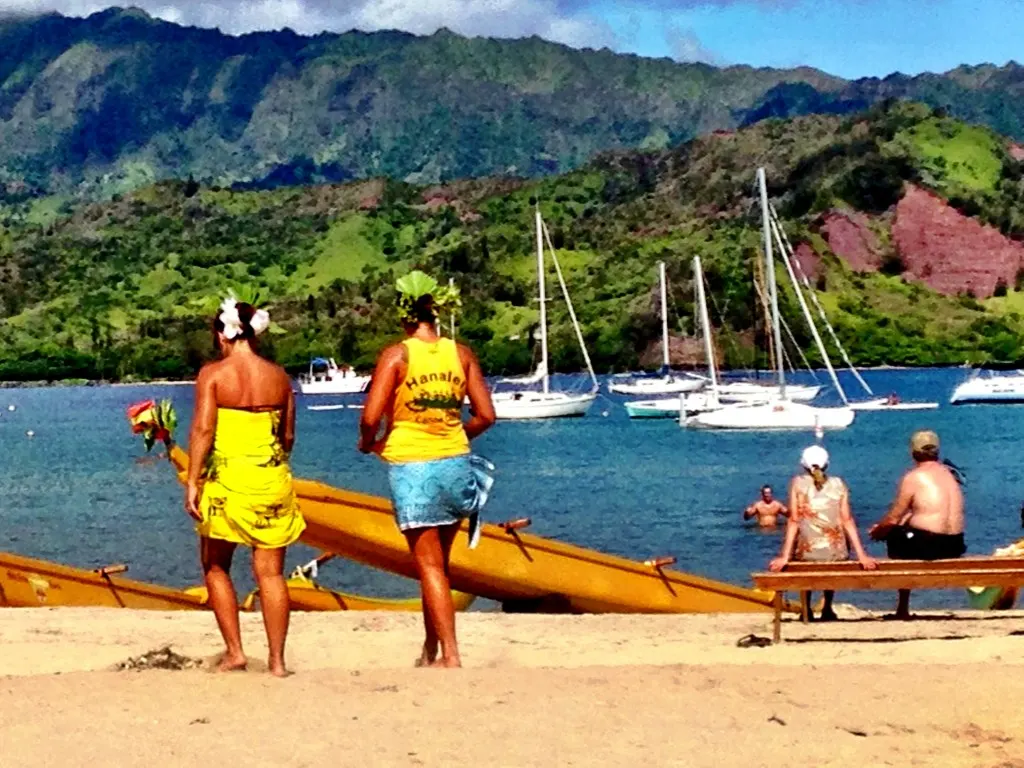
268,656,290,678
217,653,248,672
427,656,462,669
415,640,439,667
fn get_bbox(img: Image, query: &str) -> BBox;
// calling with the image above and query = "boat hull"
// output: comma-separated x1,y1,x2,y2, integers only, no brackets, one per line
716,383,820,403
493,391,597,420
267,579,476,612
624,398,680,419
166,447,787,614
950,374,1024,405
298,378,370,395
850,399,939,412
0,552,207,610
609,377,705,396
686,401,855,431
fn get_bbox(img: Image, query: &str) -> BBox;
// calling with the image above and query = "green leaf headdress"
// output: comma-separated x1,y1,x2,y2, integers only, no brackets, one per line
395,270,460,324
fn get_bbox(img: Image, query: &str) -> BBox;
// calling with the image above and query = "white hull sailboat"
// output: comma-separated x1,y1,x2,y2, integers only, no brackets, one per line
493,208,599,420
767,204,938,412
715,382,820,403
609,262,706,396
688,400,855,431
950,371,1024,405
686,168,854,432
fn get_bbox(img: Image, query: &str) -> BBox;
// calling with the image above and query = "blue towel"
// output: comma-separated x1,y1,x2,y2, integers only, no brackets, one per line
467,454,495,550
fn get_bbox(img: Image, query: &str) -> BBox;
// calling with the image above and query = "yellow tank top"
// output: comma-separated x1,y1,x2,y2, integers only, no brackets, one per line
380,337,470,464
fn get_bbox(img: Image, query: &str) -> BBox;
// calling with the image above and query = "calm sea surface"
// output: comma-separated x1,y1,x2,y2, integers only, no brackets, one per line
2,367,1022,610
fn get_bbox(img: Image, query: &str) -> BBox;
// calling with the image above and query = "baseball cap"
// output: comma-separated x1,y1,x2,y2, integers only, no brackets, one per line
910,429,940,453
800,445,829,470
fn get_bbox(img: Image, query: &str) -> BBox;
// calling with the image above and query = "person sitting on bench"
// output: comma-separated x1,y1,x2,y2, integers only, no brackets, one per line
769,445,876,621
869,429,966,619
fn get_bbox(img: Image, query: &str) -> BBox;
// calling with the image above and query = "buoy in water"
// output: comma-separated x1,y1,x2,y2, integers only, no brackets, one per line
25,430,34,438
7,405,15,412
601,411,610,417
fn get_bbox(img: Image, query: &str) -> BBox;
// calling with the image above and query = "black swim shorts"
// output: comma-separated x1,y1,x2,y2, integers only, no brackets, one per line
886,526,966,561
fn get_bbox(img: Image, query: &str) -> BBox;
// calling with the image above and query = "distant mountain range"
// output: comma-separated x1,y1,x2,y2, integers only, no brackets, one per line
3,8,1024,198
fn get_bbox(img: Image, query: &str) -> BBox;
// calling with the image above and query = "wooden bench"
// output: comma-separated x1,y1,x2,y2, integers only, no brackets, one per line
752,557,1024,643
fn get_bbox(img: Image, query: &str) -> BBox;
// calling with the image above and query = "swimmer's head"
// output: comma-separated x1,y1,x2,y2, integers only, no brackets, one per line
760,485,773,502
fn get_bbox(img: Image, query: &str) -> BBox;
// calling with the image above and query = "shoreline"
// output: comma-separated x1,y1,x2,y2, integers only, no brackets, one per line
2,608,1022,766
0,365,973,390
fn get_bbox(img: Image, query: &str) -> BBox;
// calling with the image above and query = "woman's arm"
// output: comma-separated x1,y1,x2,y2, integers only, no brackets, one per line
281,386,296,454
769,480,800,571
461,345,495,441
186,366,217,520
839,485,877,570
359,346,403,454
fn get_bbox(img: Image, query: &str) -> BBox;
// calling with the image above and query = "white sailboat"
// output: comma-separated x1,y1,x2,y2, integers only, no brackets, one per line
626,256,724,419
950,368,1024,405
768,204,938,412
492,208,599,420
609,262,706,396
686,169,855,431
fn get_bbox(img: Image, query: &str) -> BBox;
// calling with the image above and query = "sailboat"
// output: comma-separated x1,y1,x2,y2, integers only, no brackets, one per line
625,257,723,419
609,262,706,396
686,169,855,431
491,208,599,420
767,204,938,412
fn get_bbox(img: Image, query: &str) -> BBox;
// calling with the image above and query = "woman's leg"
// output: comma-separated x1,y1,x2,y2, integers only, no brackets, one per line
405,524,461,668
252,546,290,677
820,590,838,621
200,537,246,671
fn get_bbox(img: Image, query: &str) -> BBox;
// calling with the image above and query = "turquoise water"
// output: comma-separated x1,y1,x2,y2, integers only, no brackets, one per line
1,368,1021,609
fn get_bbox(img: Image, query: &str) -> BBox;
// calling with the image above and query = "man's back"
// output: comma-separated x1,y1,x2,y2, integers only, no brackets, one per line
904,462,964,535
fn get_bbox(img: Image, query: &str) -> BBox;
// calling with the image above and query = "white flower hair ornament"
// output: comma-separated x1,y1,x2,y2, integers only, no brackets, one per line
218,297,271,340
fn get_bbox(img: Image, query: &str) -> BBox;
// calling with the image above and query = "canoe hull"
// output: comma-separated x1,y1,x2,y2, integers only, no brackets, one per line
0,552,206,610
169,447,781,614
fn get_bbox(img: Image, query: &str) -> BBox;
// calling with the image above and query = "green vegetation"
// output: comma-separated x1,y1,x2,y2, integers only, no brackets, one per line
2,102,1024,381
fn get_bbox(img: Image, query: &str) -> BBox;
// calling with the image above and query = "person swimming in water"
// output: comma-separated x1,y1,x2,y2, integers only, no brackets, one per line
744,485,789,528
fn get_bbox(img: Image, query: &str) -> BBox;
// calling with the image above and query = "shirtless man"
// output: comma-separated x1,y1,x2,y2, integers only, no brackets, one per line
744,485,789,528
869,430,965,619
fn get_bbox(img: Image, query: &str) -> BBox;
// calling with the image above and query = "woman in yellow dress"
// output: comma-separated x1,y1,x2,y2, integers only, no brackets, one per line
359,271,495,668
186,297,305,676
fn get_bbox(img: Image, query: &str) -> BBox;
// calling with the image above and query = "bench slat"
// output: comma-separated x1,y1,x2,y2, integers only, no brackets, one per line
753,570,1024,591
779,557,1024,573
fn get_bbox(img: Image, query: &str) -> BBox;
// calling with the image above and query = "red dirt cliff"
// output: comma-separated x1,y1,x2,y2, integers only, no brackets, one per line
892,185,1024,297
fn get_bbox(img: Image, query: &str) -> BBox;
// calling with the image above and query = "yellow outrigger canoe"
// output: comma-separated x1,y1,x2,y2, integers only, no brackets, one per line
168,446,785,614
0,551,473,613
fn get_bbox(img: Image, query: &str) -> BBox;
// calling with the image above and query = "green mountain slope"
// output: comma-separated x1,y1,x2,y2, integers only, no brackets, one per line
4,8,1024,201
3,102,1024,381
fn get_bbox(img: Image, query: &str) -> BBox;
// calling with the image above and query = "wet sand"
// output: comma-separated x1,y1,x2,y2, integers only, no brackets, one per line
2,607,1022,767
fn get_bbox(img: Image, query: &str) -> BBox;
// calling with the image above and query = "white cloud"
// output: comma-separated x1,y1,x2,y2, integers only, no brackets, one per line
0,0,616,49
665,23,723,65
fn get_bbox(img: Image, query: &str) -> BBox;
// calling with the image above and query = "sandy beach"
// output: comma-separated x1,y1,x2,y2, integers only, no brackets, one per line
2,607,1022,767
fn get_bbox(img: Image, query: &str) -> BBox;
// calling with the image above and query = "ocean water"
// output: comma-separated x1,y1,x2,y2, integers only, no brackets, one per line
1,367,1022,611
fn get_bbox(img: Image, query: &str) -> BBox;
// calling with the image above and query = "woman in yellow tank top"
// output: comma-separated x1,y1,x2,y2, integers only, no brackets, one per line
186,296,305,677
360,271,495,668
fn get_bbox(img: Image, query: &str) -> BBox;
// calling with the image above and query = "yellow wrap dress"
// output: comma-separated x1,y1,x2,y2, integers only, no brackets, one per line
196,408,306,549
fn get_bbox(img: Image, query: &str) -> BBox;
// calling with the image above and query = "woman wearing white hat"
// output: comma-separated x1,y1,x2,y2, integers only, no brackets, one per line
769,445,877,620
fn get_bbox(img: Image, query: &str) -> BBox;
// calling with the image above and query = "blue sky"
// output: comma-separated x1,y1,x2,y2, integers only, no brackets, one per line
597,0,1024,78
6,0,1022,79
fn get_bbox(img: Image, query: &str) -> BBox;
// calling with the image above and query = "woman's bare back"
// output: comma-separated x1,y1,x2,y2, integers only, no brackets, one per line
207,354,292,410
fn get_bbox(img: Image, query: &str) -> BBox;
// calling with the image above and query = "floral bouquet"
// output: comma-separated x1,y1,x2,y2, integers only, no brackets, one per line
127,399,178,452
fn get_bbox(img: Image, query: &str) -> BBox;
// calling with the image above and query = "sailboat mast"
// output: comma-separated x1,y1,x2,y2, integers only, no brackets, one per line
535,206,550,394
757,168,786,399
693,256,719,396
659,261,670,371
772,217,848,404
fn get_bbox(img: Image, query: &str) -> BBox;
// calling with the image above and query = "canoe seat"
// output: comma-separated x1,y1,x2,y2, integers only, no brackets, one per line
751,557,1024,643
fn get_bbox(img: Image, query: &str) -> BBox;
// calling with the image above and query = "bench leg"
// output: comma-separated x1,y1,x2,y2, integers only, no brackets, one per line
772,592,783,644
800,591,810,624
